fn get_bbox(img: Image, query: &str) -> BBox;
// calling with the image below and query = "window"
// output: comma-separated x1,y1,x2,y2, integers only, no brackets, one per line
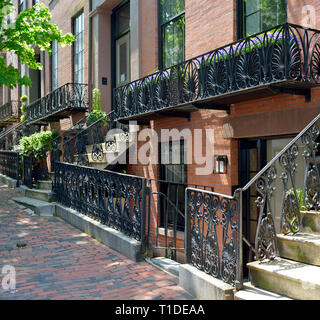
51,41,58,90
159,0,185,69
113,2,130,87
73,11,84,84
243,0,287,37
32,0,39,5
160,140,187,231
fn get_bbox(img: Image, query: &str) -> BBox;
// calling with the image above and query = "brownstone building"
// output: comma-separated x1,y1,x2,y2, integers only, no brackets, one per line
1,0,320,300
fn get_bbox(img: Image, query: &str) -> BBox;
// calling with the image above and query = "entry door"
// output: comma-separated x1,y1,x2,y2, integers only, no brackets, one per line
239,139,266,277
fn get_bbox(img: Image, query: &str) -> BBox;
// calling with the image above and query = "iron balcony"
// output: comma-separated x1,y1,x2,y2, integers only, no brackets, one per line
26,83,89,124
114,23,320,124
0,101,21,126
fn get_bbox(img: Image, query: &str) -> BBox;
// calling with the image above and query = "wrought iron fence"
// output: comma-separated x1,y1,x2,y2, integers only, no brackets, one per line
185,188,241,288
26,83,89,123
22,155,33,189
0,151,20,185
59,112,129,167
114,23,320,120
149,178,214,261
0,101,20,124
0,122,39,151
52,161,147,244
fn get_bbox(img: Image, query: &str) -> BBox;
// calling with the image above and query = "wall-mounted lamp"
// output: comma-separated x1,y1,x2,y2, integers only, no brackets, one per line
215,155,228,174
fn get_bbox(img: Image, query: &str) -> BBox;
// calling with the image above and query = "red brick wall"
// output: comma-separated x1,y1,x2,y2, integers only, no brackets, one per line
287,0,320,29
185,0,236,60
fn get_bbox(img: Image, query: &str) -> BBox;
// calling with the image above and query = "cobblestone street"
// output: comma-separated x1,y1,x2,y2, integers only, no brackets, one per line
0,183,193,300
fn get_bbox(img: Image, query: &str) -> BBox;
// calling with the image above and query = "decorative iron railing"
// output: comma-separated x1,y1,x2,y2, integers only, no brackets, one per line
238,113,320,262
149,178,214,261
26,83,89,124
185,188,241,288
0,122,39,151
59,112,129,167
52,161,148,243
114,23,320,120
184,113,320,290
0,101,20,124
0,151,20,184
22,155,33,189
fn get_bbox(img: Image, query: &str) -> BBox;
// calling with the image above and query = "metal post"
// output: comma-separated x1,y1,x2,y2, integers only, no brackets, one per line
184,187,191,264
140,178,147,252
235,189,243,290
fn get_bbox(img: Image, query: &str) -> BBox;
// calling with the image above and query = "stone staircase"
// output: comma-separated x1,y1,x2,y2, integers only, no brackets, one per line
236,210,320,300
13,175,55,217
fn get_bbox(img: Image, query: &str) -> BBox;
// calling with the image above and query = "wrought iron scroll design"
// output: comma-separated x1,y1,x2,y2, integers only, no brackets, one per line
186,188,240,287
26,83,89,123
53,162,147,242
241,113,320,263
114,23,320,120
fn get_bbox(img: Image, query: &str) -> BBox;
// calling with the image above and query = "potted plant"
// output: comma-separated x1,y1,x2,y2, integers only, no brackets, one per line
19,130,61,181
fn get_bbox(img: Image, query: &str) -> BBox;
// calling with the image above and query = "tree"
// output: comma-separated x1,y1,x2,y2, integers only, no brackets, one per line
0,1,75,89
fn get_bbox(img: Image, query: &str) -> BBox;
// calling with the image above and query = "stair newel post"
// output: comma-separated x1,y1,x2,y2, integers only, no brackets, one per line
234,188,243,291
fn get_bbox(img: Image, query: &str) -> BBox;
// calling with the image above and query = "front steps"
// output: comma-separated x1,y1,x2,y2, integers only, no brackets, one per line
13,177,55,217
246,210,320,300
248,258,320,300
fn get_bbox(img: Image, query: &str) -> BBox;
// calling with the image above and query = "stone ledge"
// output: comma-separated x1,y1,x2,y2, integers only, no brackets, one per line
179,264,235,300
0,173,18,188
54,203,143,262
146,257,180,278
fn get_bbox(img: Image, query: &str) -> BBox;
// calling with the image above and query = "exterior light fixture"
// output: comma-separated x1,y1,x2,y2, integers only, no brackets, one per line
215,155,228,174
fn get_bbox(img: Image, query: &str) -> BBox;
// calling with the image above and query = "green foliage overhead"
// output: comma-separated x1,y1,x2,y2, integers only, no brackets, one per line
0,1,75,89
20,130,60,160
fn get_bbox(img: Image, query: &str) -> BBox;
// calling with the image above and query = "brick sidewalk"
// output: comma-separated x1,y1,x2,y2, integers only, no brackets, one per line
0,183,193,300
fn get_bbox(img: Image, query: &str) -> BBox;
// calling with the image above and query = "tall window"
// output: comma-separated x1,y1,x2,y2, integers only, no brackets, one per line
51,41,58,90
73,11,84,84
159,0,185,69
243,0,287,37
113,2,130,87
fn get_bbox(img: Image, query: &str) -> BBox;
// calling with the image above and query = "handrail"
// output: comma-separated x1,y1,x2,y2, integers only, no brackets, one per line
239,113,320,193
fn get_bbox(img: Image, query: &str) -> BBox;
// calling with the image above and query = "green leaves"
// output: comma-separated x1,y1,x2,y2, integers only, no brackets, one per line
20,130,61,160
0,1,75,88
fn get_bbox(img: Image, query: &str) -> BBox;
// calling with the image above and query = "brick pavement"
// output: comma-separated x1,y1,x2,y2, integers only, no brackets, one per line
0,183,193,300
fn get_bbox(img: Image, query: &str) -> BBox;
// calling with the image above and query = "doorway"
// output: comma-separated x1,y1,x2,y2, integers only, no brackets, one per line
238,138,266,278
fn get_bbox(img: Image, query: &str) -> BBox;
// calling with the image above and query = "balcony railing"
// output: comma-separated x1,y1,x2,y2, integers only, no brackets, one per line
114,23,320,122
0,101,20,125
26,83,89,124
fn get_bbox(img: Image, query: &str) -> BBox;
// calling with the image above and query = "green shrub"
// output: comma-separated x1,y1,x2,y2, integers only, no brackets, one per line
20,95,28,122
20,130,60,160
92,88,101,111
86,109,106,125
20,95,28,103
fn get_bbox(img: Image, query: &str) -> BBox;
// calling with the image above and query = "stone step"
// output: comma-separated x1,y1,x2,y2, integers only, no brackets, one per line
234,282,292,300
146,257,180,278
301,211,320,234
277,233,320,266
248,257,320,300
25,188,55,203
37,180,52,191
12,197,54,217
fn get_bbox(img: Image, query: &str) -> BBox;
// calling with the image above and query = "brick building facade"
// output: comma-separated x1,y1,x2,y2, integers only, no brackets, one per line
1,0,320,294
